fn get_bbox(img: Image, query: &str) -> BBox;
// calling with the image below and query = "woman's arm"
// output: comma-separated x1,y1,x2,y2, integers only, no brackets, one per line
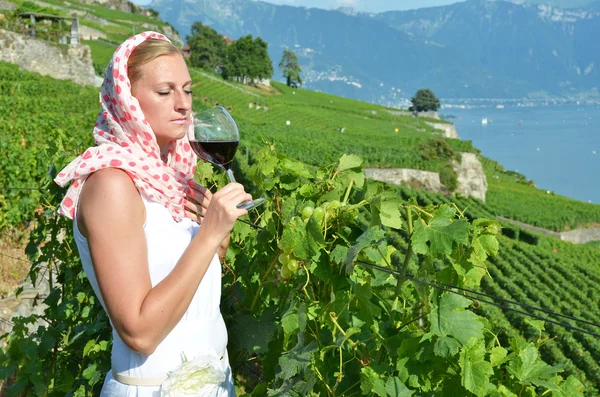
78,168,250,355
218,235,230,262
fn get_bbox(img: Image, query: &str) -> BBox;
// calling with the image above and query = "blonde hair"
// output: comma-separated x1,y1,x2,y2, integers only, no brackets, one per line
127,39,183,86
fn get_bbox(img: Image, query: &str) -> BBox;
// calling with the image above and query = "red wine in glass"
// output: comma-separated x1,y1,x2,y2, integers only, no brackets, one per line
190,140,239,171
188,107,265,210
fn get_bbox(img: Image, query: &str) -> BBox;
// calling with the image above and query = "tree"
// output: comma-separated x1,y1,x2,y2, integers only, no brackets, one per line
186,22,227,71
410,88,441,112
278,49,302,87
223,35,273,84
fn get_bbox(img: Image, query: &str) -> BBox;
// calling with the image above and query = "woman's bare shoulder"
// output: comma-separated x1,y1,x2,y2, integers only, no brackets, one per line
78,169,145,235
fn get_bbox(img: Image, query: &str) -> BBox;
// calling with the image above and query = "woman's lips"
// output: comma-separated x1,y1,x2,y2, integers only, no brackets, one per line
171,118,187,125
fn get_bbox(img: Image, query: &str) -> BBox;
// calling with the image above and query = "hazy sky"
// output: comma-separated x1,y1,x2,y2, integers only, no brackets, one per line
130,0,464,13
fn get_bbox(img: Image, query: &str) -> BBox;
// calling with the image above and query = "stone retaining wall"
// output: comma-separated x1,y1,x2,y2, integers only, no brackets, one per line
0,29,100,86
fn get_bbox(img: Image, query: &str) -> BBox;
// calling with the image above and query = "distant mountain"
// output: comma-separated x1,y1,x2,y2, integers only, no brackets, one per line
148,0,600,103
375,0,600,97
149,0,522,102
509,0,595,8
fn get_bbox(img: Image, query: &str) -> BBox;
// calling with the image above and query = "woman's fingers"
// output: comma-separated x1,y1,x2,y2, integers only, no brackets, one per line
184,182,252,225
215,189,253,212
184,182,213,223
184,209,200,223
184,200,204,216
186,183,211,206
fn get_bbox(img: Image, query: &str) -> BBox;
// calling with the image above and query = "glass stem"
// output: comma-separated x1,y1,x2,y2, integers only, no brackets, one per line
226,168,236,183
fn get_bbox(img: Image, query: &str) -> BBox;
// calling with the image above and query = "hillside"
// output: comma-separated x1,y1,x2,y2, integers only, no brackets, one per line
2,53,600,391
0,0,181,74
1,1,600,394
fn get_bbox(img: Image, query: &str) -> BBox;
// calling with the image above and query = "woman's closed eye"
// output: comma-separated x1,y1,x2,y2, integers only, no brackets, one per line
157,89,192,96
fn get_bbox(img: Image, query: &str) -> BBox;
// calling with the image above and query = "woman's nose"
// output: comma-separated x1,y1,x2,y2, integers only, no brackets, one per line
176,90,191,112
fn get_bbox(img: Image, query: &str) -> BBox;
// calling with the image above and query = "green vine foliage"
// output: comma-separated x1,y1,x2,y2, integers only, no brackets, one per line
0,143,585,396
223,145,584,396
0,131,111,396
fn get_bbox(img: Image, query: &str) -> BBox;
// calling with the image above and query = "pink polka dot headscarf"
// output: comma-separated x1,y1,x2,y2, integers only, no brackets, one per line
55,31,197,222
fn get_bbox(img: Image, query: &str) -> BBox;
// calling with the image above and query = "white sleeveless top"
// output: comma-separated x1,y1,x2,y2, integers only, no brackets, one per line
74,194,235,396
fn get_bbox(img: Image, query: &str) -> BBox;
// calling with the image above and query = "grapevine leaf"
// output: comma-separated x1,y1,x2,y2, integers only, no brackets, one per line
82,362,99,381
305,215,325,253
552,375,585,397
277,334,318,381
355,284,382,325
281,216,304,249
453,257,487,289
231,314,276,354
259,155,278,176
281,217,322,261
412,205,469,257
434,336,461,357
298,302,307,333
331,245,349,265
385,376,413,396
478,234,499,257
507,343,560,384
472,218,502,236
380,200,403,229
360,367,387,397
282,303,300,337
411,219,430,254
459,338,493,397
428,292,484,345
281,196,298,223
280,178,300,191
524,318,545,334
497,385,519,397
280,158,312,178
299,183,317,197
232,218,253,242
363,246,384,263
338,154,363,172
83,339,96,357
344,227,386,273
267,372,318,396
369,196,383,228
489,346,508,367
311,251,333,282
348,169,366,188
252,383,269,396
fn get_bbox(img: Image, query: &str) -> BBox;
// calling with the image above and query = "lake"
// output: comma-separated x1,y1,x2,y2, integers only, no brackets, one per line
447,104,600,204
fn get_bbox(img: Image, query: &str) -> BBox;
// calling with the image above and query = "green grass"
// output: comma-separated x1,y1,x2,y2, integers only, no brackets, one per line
83,39,117,72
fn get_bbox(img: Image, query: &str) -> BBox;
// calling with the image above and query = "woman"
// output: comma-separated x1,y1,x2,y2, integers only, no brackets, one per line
55,31,250,395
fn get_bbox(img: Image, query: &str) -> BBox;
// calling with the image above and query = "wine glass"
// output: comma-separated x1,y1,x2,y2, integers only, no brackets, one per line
188,106,265,211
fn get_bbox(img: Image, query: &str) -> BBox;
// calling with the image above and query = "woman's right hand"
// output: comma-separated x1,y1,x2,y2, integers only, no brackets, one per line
199,182,252,241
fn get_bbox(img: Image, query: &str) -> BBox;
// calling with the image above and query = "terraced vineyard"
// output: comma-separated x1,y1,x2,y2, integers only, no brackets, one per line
1,53,600,395
380,185,600,392
191,71,474,172
480,157,600,231
0,62,96,229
